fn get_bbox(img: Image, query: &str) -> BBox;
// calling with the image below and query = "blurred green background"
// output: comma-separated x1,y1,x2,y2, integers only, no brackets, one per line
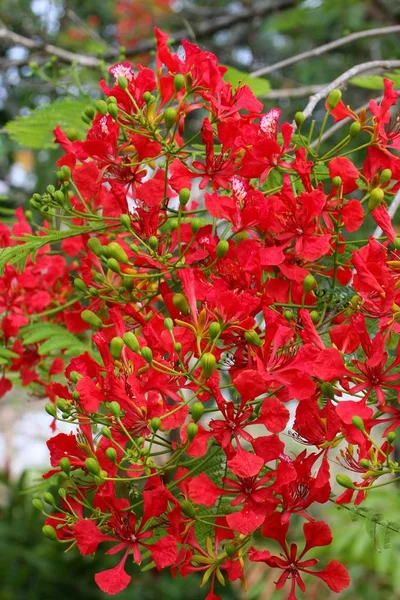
1,0,400,598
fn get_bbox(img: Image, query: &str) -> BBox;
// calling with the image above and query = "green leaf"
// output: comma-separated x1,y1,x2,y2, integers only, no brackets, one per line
20,323,86,357
351,71,400,90
223,65,270,97
5,98,89,149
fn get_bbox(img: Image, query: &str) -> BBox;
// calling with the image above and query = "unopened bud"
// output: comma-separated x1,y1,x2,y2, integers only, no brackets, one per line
141,346,153,363
45,403,56,417
387,431,396,443
81,309,103,328
284,309,293,321
59,457,71,473
321,382,335,399
94,99,108,115
180,499,196,518
164,107,177,130
332,176,342,188
179,188,190,206
108,401,121,418
310,310,319,323
174,341,182,353
108,103,118,119
244,330,262,347
380,169,392,184
110,337,124,360
172,293,190,314
191,401,205,422
294,111,305,127
191,218,207,234
352,415,365,431
85,457,100,475
174,74,185,92
368,188,384,211
107,258,121,273
150,417,161,432
359,459,370,469
108,241,129,264
117,76,128,90
164,318,174,331
143,91,152,103
102,426,112,439
106,447,117,462
42,525,58,541
74,278,87,292
187,422,199,440
303,274,316,292
327,88,342,110
216,240,229,259
120,214,131,229
148,236,158,250
208,322,221,339
201,352,216,379
32,498,44,511
349,121,361,138
336,473,355,489
123,332,140,353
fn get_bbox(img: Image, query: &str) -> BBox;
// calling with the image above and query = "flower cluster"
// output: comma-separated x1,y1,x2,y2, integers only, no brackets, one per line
2,29,400,599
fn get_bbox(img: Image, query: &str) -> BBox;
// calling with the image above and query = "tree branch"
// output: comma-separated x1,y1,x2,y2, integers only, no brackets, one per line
302,59,400,119
0,0,298,68
263,84,325,99
251,25,400,77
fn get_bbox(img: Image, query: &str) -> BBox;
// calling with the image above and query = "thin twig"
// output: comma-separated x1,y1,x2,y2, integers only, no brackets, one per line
263,83,325,99
302,60,400,120
251,25,400,77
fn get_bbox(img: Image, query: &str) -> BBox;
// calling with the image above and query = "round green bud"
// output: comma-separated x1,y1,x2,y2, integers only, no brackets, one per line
94,99,108,115
81,309,103,328
58,487,67,499
244,330,263,347
143,91,152,103
87,237,103,255
201,352,217,379
187,422,199,440
180,499,196,518
56,398,69,412
85,457,100,476
88,287,99,297
303,274,316,293
208,322,221,339
310,310,319,323
43,492,56,506
381,169,392,184
349,121,361,138
69,371,81,384
172,293,190,314
336,473,355,489
168,218,179,231
105,447,117,462
32,498,44,511
283,309,293,321
368,188,384,211
327,88,342,110
108,241,129,264
332,176,342,188
61,165,71,179
84,106,95,120
179,188,190,206
53,190,65,205
120,214,131,229
107,95,117,104
117,76,128,90
174,341,182,353
73,278,86,292
148,236,158,250
81,113,92,125
164,107,178,130
141,346,153,363
394,237,400,251
352,415,365,431
123,332,140,353
321,382,335,399
72,391,80,401
164,317,174,331
45,403,56,417
42,525,58,541
108,103,118,119
387,431,396,443
150,417,161,432
47,185,55,194
110,337,124,360
107,258,121,273
191,218,207,234
59,457,71,473
294,111,305,127
108,401,121,418
174,74,186,92
102,426,112,439
225,544,236,558
216,240,229,259
359,458,370,469
191,402,205,422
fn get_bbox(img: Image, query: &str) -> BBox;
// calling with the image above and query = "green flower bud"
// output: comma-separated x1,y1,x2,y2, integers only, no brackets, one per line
380,169,392,184
187,422,199,440
85,457,100,475
352,415,365,431
164,317,174,331
123,332,140,353
321,382,335,399
208,322,221,339
191,401,205,422
387,431,396,443
174,74,186,92
108,401,121,418
332,176,342,188
225,544,236,558
143,91,152,103
59,457,71,473
69,371,81,384
216,240,229,259
150,417,161,432
148,236,158,250
61,165,71,179
327,88,342,110
141,346,153,363
283,309,293,321
73,278,87,292
107,258,121,273
201,352,216,379
172,293,190,314
108,241,129,264
359,458,370,469
349,121,361,138
294,111,305,127
117,76,128,90
82,113,92,125
72,391,80,402
164,107,177,130
56,398,69,412
174,341,182,353
179,188,190,206
42,525,58,541
336,473,355,489
84,106,95,120
81,309,103,328
368,188,384,211
43,492,56,505
108,103,118,119
105,447,117,462
180,499,196,518
53,190,65,205
191,218,207,234
102,426,112,439
244,330,262,347
303,274,316,293
94,99,108,115
110,337,124,360
66,129,78,142
87,237,103,255
120,214,131,229
32,498,44,511
310,310,319,323
45,403,56,417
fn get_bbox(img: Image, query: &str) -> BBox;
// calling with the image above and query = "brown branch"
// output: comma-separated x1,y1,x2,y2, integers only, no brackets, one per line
251,25,400,77
302,59,400,119
0,0,298,68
